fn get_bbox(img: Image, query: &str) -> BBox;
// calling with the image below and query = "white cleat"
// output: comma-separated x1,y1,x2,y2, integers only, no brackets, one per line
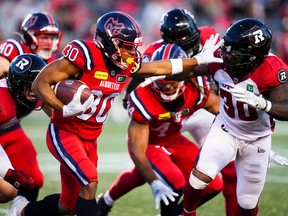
5,196,29,216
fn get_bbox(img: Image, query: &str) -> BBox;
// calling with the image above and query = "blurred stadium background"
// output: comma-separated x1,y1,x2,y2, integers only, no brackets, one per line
1,0,288,215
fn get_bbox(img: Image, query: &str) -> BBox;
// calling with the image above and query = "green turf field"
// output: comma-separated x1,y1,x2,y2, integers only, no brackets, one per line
1,110,288,216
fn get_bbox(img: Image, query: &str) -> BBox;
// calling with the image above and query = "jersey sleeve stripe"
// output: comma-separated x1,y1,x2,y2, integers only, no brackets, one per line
72,40,94,70
130,90,152,121
7,39,24,55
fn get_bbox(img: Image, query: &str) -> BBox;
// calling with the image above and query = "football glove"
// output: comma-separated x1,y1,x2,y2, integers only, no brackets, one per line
4,169,37,190
150,179,179,209
63,91,94,117
270,150,288,166
230,87,272,112
193,33,223,65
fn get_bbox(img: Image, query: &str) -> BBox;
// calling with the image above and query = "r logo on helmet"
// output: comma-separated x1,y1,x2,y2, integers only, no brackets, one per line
249,27,266,47
15,57,32,73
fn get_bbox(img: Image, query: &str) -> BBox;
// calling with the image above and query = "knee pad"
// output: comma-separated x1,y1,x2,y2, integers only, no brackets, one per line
189,173,208,190
238,195,258,210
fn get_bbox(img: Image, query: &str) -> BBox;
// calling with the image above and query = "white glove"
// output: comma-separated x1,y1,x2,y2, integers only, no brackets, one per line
230,87,272,112
150,179,179,209
62,91,94,117
270,150,288,166
193,33,223,65
142,76,166,87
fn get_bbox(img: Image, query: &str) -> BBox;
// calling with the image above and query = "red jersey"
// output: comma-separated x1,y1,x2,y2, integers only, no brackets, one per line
0,38,55,63
51,40,135,140
0,78,39,133
0,79,20,133
128,76,210,145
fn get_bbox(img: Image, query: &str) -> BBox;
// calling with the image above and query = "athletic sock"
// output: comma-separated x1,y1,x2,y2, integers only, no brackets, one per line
76,196,97,216
24,194,61,216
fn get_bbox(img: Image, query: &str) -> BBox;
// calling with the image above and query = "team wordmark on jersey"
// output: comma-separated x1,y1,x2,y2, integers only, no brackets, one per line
99,81,120,90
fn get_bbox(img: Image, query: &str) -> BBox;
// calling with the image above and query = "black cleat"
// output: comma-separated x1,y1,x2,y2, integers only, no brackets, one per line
96,194,113,216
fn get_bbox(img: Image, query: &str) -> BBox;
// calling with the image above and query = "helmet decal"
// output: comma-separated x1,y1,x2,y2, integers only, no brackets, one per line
104,17,125,36
249,27,266,47
24,16,38,30
14,56,32,73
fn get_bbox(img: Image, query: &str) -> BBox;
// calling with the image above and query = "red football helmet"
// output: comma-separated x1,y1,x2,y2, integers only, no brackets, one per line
150,43,187,102
21,12,62,60
94,11,143,70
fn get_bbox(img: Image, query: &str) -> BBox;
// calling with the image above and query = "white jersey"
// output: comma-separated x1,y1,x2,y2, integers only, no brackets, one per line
211,54,288,141
214,69,272,141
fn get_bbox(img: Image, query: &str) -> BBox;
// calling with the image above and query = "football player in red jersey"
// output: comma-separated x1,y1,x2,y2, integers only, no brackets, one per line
0,54,46,204
119,8,238,216
181,18,288,216
97,43,224,216
0,12,62,79
5,11,223,216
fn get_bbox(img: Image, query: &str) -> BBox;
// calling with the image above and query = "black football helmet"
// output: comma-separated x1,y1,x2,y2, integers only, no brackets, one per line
8,54,46,110
220,18,272,76
21,12,62,59
94,11,143,70
160,8,200,57
151,44,187,102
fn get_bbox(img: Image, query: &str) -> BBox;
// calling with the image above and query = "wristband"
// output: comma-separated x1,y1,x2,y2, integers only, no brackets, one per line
170,59,183,75
265,100,272,112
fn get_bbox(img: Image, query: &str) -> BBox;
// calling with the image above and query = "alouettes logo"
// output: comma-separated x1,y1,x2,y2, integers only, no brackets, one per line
25,16,38,29
104,18,124,36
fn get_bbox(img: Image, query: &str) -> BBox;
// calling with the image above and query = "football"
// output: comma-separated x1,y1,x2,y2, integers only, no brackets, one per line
54,79,92,105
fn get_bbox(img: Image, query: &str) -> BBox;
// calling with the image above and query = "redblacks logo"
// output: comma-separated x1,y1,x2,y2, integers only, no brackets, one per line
104,18,124,36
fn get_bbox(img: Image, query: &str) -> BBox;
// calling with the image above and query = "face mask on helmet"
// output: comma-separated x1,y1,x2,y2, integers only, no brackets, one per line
152,80,185,101
21,12,62,60
220,18,272,77
94,11,143,70
160,8,200,57
150,43,187,102
8,54,46,109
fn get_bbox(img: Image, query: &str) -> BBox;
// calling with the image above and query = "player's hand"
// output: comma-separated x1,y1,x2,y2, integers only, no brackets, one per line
230,87,271,112
193,33,223,64
63,92,94,117
270,150,288,166
4,169,37,190
142,76,166,87
150,179,179,209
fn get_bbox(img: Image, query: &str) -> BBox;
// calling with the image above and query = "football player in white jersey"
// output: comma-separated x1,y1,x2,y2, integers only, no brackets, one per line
181,18,288,216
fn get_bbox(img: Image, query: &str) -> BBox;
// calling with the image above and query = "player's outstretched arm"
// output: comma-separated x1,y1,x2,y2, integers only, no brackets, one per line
133,34,223,78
